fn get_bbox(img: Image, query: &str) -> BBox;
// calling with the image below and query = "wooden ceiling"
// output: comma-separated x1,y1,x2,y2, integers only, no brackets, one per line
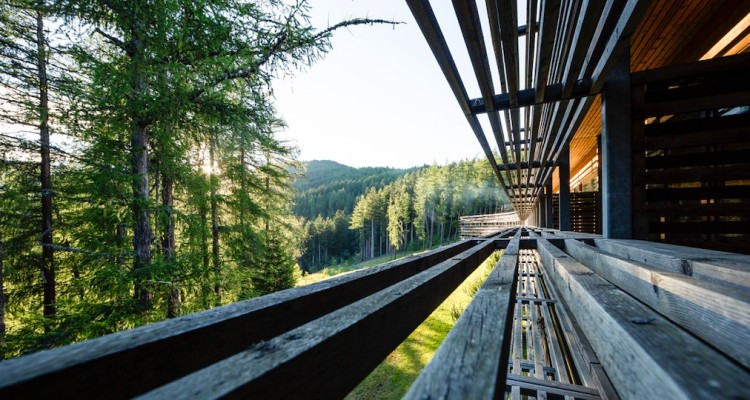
408,0,750,218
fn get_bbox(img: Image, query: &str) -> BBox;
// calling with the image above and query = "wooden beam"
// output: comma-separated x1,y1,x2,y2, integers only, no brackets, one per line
536,238,750,399
468,79,593,114
592,239,750,292
0,239,476,399
138,241,497,399
406,0,517,210
601,50,632,238
558,145,571,231
534,0,561,103
405,238,520,399
564,239,750,369
589,0,652,93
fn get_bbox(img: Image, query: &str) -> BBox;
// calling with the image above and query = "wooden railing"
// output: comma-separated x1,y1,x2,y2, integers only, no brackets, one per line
1,227,749,399
459,211,521,238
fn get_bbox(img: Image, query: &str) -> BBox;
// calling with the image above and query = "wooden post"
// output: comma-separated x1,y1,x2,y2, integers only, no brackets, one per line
601,42,632,238
545,180,554,228
558,145,571,231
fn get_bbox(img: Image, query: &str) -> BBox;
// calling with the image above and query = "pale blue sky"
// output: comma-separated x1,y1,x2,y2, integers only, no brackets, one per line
273,0,495,168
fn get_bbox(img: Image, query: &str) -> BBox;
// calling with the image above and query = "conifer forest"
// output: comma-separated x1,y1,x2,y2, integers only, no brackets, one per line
0,0,507,359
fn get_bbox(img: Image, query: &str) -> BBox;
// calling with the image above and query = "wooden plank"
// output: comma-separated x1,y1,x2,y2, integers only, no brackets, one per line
534,0,561,103
631,51,750,86
507,374,600,400
563,239,750,369
592,239,750,293
0,239,476,399
644,110,750,138
139,240,497,399
639,165,749,184
634,89,750,118
405,238,520,399
644,149,750,171
648,221,750,235
536,238,750,399
589,0,652,93
645,186,750,202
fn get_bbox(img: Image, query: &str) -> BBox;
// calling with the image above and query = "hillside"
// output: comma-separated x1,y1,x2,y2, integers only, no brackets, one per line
292,160,418,219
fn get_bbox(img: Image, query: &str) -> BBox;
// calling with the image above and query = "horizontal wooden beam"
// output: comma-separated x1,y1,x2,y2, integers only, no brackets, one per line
139,241,497,399
0,240,477,399
564,239,750,369
536,238,750,398
507,374,601,400
593,239,750,293
631,51,750,86
498,160,554,171
405,238,520,399
469,79,593,114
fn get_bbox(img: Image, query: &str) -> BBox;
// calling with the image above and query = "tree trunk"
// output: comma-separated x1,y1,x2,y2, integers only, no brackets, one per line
370,219,375,260
130,11,153,305
36,5,55,325
210,135,221,305
162,174,179,318
0,231,6,360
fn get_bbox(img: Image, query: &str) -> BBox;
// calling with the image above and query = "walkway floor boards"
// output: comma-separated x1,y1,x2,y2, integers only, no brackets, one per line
506,249,603,400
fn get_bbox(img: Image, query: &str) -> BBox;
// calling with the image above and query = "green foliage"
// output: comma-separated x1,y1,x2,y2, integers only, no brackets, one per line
0,0,396,358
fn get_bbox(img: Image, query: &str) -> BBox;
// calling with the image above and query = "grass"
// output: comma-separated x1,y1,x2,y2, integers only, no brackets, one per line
344,250,503,400
295,250,424,287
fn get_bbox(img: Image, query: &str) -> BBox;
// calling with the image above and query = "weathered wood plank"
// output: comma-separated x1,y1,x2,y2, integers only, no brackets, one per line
138,240,497,399
537,238,750,399
0,239,476,399
564,239,750,369
592,239,750,293
507,373,600,400
405,238,520,399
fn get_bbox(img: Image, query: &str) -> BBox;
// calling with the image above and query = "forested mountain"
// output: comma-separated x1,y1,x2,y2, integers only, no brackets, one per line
0,0,393,359
292,160,415,219
295,159,510,271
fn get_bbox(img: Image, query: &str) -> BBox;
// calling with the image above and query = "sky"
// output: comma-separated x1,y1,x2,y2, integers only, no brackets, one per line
272,0,493,168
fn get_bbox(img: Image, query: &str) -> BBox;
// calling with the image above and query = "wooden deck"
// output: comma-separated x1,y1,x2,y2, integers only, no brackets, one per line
1,227,748,399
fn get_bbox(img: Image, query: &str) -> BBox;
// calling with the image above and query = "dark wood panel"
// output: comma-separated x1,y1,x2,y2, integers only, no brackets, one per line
643,113,750,138
649,221,750,234
645,150,750,169
645,186,750,201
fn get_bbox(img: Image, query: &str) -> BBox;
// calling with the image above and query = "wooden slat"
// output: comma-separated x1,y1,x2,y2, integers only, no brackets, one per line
634,89,750,118
405,238,520,399
139,240,497,399
645,186,750,201
508,374,600,400
649,221,750,235
644,150,750,170
563,239,750,369
631,51,750,86
0,239,476,399
536,238,750,399
638,165,749,184
593,239,750,293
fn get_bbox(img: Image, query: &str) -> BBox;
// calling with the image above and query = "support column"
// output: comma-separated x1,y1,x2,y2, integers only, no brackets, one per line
545,180,554,229
601,45,632,238
558,145,571,231
539,198,547,228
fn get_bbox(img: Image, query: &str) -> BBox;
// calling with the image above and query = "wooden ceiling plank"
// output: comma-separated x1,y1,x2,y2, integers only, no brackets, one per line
406,0,517,208
561,0,607,98
590,0,653,94
534,0,561,102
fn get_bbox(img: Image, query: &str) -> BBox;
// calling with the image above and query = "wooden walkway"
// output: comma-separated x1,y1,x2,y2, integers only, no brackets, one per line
459,211,521,238
1,227,748,399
